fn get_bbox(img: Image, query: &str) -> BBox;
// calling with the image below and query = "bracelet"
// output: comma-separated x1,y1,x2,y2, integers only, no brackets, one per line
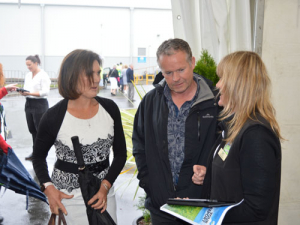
102,183,109,192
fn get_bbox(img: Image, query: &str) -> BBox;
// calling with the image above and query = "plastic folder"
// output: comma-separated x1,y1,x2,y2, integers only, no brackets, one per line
167,198,236,207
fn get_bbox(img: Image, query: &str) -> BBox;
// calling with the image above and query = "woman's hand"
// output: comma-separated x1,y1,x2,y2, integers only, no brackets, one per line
20,91,30,96
44,185,74,215
88,180,111,213
192,165,206,185
4,83,18,92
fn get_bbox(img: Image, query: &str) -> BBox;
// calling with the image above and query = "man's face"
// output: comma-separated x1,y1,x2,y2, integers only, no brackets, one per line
159,51,195,94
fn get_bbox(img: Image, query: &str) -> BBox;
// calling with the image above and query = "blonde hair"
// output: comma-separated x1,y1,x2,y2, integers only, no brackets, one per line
0,63,5,87
217,51,282,143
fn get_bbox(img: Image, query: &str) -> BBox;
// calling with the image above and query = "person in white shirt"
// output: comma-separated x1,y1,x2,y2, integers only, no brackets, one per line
21,55,51,161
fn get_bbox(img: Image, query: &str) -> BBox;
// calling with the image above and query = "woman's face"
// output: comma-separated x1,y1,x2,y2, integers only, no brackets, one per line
216,79,228,107
26,60,38,72
78,60,101,99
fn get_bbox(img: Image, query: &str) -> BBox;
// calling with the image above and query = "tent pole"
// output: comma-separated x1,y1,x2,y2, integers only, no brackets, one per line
252,0,265,56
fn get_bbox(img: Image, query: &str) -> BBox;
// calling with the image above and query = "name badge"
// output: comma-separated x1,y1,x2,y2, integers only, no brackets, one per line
218,143,231,161
218,148,227,161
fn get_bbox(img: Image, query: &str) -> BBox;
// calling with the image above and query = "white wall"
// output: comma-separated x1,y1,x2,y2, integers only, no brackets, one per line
0,2,173,76
0,4,41,55
262,0,300,224
44,6,130,57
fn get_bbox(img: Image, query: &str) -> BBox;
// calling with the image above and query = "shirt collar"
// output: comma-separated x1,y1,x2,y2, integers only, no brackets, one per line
164,75,200,103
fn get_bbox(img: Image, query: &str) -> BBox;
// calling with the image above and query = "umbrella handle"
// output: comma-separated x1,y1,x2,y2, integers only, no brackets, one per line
71,136,85,168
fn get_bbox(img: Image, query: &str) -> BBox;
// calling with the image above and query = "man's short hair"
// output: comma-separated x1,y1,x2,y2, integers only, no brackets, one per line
156,38,193,66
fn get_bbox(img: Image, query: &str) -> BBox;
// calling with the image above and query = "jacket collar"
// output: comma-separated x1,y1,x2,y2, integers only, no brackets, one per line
155,73,215,105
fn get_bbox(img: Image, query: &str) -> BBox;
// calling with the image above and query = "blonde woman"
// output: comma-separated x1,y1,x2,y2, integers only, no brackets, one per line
199,51,282,224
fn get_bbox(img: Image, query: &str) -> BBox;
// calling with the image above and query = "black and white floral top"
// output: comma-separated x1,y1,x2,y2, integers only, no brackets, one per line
51,105,114,193
32,97,127,191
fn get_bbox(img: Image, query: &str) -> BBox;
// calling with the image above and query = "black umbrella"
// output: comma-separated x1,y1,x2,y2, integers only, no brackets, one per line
0,148,48,209
71,136,116,225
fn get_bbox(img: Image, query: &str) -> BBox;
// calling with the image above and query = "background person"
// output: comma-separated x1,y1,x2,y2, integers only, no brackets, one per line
132,38,219,224
109,65,119,96
0,63,18,224
121,65,128,94
201,51,282,224
22,55,51,161
32,49,127,224
126,64,134,102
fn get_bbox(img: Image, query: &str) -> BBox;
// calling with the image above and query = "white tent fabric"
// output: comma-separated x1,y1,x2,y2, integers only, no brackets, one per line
171,0,252,63
171,0,202,59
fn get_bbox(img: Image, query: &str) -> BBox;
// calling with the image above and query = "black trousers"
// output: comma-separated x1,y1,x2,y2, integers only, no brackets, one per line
25,98,49,150
150,210,190,225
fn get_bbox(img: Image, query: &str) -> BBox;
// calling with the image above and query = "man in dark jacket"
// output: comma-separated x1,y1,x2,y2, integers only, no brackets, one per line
126,64,135,101
132,38,219,224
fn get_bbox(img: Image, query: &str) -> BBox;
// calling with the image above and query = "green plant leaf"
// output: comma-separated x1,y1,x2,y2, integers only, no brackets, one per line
193,49,219,85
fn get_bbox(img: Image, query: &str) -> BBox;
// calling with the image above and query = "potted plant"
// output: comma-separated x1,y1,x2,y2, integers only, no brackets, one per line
133,193,152,225
193,49,219,85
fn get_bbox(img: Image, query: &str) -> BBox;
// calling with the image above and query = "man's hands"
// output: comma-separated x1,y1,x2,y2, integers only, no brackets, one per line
44,185,74,215
192,165,206,185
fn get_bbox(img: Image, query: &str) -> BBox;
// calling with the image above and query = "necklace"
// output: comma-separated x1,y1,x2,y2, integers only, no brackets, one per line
86,108,92,128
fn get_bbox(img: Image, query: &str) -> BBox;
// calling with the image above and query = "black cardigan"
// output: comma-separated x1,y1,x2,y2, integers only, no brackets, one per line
32,96,127,186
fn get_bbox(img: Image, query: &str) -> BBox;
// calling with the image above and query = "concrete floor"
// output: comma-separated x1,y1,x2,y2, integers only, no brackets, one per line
0,85,153,225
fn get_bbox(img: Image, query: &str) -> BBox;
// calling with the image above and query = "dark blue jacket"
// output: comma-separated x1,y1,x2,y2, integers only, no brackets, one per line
126,68,134,82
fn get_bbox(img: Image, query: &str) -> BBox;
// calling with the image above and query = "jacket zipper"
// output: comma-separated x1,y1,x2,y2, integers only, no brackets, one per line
197,112,201,141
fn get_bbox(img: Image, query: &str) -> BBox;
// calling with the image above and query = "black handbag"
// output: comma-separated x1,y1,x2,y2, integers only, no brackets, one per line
48,209,67,225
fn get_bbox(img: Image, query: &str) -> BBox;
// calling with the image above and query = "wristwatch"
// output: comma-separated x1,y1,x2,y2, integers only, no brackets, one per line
41,182,54,192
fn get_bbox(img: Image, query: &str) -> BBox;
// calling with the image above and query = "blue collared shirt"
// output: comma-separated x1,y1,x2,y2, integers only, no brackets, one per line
164,76,200,185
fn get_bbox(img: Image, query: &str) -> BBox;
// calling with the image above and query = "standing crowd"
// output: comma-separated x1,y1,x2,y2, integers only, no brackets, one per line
0,38,282,225
107,63,135,102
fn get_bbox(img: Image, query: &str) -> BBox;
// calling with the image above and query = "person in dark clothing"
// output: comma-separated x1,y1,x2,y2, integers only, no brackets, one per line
109,65,119,96
126,64,135,101
200,51,282,225
132,38,219,225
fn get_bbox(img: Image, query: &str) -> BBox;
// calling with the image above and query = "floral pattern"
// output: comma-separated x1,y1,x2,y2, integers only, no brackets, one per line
51,134,113,192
